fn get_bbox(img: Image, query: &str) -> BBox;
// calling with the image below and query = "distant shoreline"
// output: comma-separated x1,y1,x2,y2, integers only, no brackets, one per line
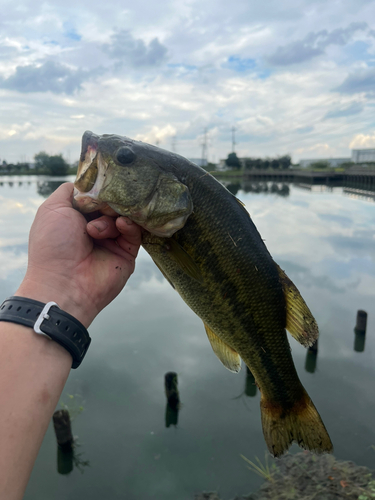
0,168,78,177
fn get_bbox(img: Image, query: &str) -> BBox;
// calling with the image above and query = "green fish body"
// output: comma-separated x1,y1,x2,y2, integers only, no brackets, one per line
73,131,332,457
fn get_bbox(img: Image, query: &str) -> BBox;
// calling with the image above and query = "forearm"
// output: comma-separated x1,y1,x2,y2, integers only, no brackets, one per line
0,183,141,499
0,319,72,500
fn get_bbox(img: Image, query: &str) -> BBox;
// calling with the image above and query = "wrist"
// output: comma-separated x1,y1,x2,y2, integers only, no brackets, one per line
16,275,96,329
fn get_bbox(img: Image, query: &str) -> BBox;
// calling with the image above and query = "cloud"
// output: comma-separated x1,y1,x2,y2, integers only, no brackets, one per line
0,60,87,94
102,30,168,67
295,143,335,156
267,43,323,66
323,102,363,119
334,67,375,94
0,44,19,60
349,131,375,148
267,22,369,65
295,126,314,134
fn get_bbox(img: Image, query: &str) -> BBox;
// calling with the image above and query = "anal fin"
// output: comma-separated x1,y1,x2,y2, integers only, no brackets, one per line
204,323,241,373
276,264,319,348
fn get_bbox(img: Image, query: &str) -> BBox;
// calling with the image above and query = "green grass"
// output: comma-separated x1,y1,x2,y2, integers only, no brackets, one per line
241,452,276,482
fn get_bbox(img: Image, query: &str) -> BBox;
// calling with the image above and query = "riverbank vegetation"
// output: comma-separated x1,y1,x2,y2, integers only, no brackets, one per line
0,152,77,176
195,452,375,500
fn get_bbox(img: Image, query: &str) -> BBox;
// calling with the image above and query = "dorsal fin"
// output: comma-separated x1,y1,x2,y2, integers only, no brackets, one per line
276,264,319,347
204,323,242,373
233,195,251,217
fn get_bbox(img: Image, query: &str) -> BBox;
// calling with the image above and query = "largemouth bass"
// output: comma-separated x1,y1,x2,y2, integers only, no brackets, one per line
73,131,332,457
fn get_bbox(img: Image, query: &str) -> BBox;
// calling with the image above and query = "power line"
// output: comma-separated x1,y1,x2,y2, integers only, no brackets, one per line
231,126,236,153
201,128,208,162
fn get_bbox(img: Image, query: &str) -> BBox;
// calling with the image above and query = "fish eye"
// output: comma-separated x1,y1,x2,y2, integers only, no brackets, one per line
116,147,136,165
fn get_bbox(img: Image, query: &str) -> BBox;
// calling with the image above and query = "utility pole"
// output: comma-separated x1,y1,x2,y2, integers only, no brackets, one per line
201,128,208,163
171,136,177,153
231,126,236,153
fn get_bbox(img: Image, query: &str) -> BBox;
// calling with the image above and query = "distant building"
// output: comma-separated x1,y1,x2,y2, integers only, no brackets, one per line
299,158,351,168
351,148,375,163
218,159,228,170
188,158,208,167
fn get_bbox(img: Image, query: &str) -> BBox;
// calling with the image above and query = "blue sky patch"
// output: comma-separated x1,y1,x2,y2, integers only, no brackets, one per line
63,23,82,41
344,40,371,62
256,68,272,79
224,55,257,72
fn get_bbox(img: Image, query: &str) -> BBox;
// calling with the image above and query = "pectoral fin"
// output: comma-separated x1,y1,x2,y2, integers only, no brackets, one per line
277,264,319,347
165,238,203,283
204,323,241,373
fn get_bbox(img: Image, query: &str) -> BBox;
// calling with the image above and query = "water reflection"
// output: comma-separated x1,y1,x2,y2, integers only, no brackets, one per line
304,340,318,374
37,180,67,198
344,188,375,203
164,372,180,428
226,182,241,195
221,180,290,197
1,175,374,500
354,331,366,353
244,366,257,397
165,402,179,428
57,446,74,475
354,310,368,352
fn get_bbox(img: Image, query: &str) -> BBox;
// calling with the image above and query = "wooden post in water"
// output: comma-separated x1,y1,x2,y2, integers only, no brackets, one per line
354,310,368,352
355,310,367,334
305,339,318,373
53,409,73,450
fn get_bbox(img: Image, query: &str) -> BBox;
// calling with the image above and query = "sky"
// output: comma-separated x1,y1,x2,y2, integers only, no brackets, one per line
1,0,375,164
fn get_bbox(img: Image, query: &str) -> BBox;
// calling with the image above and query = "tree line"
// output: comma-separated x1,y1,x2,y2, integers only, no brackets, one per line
225,152,292,170
0,152,76,176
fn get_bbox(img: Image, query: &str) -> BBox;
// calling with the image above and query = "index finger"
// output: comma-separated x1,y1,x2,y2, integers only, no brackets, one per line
43,182,74,210
116,217,142,255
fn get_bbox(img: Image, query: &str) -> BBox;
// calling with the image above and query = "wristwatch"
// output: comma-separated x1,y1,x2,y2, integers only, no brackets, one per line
0,296,91,368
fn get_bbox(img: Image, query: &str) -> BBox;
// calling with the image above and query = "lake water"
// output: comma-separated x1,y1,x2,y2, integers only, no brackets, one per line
1,176,374,500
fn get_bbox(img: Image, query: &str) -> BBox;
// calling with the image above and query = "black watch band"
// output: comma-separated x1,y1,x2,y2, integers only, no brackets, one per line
0,296,91,369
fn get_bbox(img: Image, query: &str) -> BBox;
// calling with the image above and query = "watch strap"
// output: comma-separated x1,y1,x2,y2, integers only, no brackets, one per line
0,296,91,369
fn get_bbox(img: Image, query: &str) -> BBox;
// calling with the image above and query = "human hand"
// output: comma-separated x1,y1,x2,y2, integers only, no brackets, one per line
16,182,142,327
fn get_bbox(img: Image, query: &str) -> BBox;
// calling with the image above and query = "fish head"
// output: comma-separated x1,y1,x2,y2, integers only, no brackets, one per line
73,131,193,237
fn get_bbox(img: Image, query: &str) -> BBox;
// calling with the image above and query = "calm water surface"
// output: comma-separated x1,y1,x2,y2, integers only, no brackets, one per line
1,176,374,499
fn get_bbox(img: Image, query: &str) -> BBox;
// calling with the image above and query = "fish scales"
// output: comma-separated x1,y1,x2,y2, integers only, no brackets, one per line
142,163,304,407
73,131,333,457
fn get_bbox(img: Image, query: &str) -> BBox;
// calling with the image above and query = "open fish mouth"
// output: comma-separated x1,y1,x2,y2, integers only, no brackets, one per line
73,150,112,214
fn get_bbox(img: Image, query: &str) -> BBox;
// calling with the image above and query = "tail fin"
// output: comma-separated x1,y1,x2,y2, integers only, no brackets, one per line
260,390,333,458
